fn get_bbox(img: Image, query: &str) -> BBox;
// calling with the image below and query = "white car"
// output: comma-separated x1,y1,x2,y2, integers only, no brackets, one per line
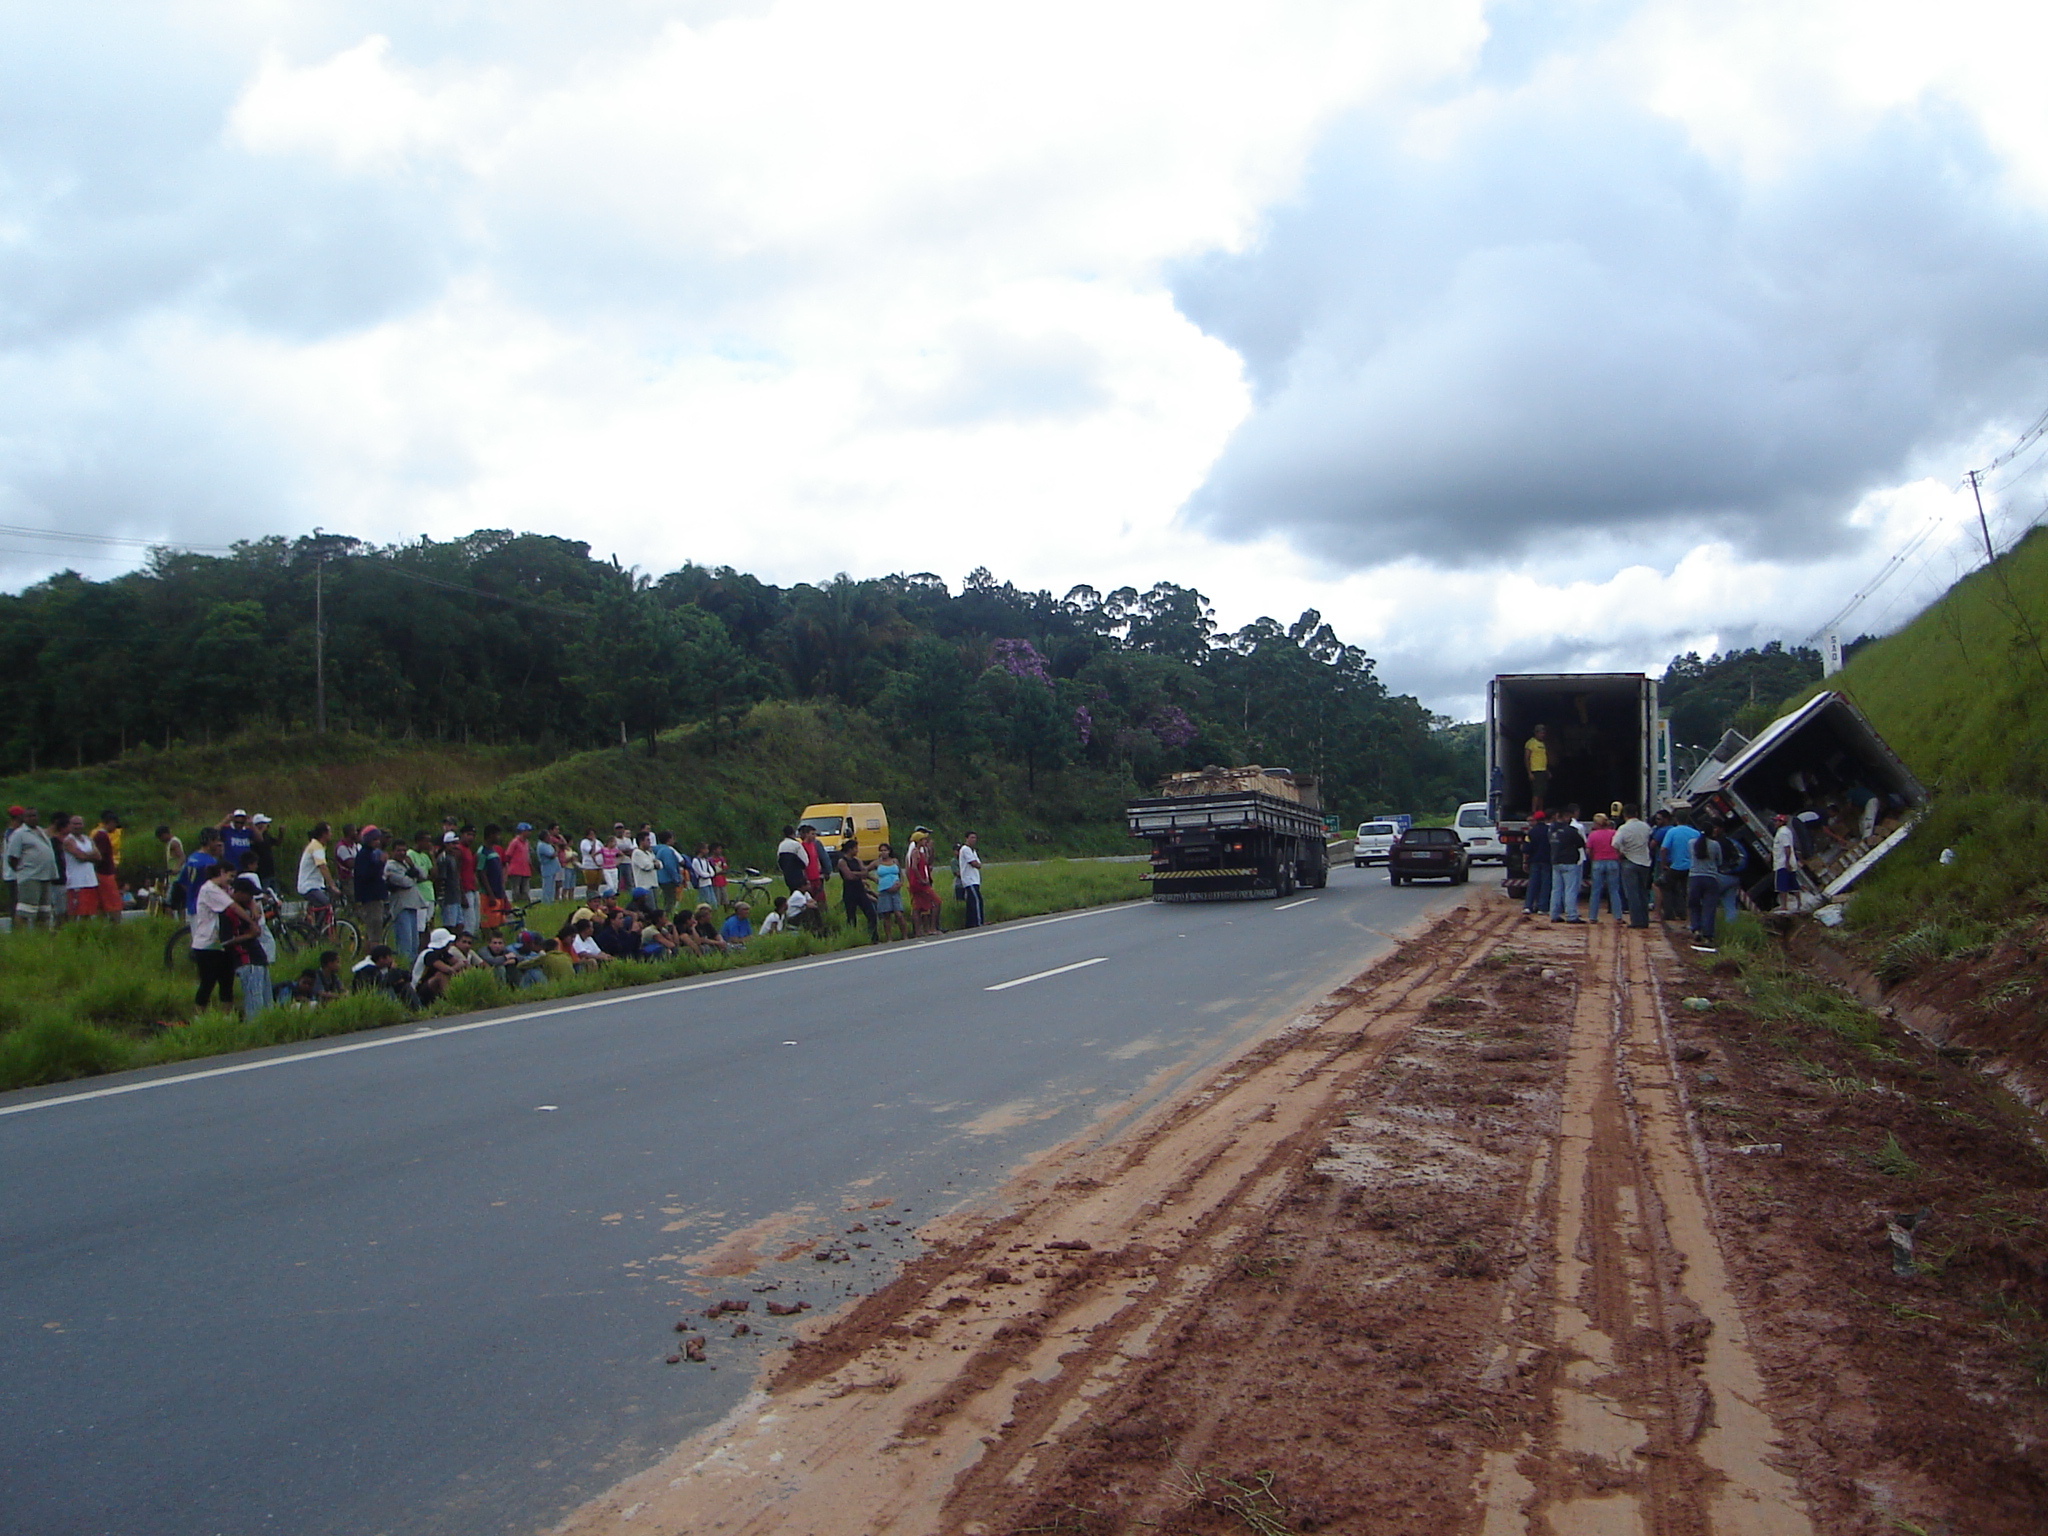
1354,821,1401,866
1454,801,1506,864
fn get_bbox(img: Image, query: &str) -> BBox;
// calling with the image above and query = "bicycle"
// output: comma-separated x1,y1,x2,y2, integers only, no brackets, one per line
162,888,359,972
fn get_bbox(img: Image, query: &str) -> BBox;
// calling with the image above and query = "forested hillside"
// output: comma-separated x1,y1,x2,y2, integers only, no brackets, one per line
0,531,1478,819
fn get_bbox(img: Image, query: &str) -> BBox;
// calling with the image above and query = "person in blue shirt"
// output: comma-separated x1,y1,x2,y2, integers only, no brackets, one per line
719,903,752,947
178,831,224,915
653,831,684,914
1657,816,1701,923
218,810,257,873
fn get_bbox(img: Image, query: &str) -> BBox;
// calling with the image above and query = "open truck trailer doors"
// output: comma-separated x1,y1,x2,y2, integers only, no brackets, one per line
1487,673,1668,896
1683,690,1925,905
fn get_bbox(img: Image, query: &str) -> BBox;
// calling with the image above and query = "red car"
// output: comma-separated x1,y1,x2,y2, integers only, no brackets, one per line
1388,826,1470,886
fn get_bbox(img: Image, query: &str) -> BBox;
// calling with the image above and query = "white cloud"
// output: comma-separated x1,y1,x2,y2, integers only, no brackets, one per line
1,0,2045,719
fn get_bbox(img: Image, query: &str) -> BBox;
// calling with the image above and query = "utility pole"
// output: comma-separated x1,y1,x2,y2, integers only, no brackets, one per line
1968,470,1997,565
313,531,327,735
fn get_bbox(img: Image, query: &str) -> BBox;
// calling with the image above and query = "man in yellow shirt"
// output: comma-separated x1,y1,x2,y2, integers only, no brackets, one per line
1525,724,1550,814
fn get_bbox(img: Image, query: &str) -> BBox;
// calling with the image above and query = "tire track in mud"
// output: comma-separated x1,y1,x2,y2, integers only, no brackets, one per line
1476,921,1812,1536
551,904,1814,1536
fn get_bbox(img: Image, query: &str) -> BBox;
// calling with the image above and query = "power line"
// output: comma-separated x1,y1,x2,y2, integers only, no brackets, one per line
0,522,237,553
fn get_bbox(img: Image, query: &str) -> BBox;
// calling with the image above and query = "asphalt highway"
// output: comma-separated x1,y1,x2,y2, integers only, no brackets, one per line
0,859,1488,1536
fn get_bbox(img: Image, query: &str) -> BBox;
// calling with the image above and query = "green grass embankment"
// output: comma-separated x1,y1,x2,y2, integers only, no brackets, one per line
0,858,1149,1092
1771,527,2048,982
1,700,1138,889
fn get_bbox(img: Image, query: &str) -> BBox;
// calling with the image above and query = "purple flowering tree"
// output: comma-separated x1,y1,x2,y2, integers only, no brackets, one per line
988,638,1053,688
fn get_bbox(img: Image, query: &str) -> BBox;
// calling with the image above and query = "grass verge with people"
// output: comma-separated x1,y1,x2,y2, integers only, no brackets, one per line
0,859,1147,1092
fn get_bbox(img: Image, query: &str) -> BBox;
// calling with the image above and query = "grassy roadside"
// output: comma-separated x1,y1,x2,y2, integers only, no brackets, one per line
0,859,1148,1093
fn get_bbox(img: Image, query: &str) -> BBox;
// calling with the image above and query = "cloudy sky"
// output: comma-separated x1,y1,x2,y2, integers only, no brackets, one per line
5,0,2047,717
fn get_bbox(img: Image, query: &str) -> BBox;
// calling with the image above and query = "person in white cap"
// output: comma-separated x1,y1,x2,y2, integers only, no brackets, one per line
219,809,256,874
411,926,460,1002
250,814,281,886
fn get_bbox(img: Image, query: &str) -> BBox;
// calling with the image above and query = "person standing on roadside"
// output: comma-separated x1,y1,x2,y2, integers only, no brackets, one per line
2,805,21,916
456,825,481,931
1584,814,1621,924
777,826,807,897
224,876,271,1020
1772,813,1801,913
191,864,238,1012
251,814,280,887
1547,813,1586,923
799,824,827,905
689,842,718,910
505,825,534,906
1521,811,1551,917
7,807,58,930
836,837,879,941
352,827,389,946
479,826,510,933
93,812,122,918
653,831,683,914
333,826,359,911
435,833,464,931
873,842,910,941
384,834,427,961
1658,815,1701,925
956,831,985,929
1686,818,1725,952
905,826,940,937
220,809,257,874
1613,804,1654,929
59,814,102,923
536,823,560,904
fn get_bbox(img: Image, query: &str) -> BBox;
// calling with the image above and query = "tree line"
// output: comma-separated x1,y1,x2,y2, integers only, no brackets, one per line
0,530,1480,815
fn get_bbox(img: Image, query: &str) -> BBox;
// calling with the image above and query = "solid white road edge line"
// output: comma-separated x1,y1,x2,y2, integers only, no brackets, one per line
983,957,1107,992
1271,897,1320,911
0,901,1150,1119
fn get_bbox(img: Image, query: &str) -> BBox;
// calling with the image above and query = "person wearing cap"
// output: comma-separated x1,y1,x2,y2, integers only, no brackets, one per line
7,808,60,929
1520,810,1551,917
411,927,461,1002
219,809,256,873
905,827,940,937
251,814,281,886
505,824,534,906
1772,812,1801,912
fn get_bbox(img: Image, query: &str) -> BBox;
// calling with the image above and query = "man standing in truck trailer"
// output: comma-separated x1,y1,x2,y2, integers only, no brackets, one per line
1525,723,1550,814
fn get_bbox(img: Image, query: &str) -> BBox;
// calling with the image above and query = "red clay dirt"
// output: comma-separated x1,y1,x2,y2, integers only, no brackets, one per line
552,899,2048,1536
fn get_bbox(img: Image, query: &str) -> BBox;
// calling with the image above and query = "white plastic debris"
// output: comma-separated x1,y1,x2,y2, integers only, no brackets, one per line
1814,904,1846,928
1733,1142,1783,1155
1939,847,1956,865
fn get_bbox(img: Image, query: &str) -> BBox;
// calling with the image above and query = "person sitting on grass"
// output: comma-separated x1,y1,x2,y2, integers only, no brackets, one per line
539,937,575,983
758,895,789,935
310,950,345,1003
785,885,823,934
509,930,548,987
639,919,680,961
566,919,606,970
689,903,729,955
719,901,752,948
280,972,320,1008
353,944,416,1005
594,908,640,960
412,928,461,1002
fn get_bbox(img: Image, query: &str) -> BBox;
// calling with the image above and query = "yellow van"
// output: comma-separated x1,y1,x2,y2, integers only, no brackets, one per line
797,802,890,857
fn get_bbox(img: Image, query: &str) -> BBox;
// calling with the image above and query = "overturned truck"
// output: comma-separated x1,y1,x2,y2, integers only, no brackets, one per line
1127,766,1329,901
1685,690,1926,906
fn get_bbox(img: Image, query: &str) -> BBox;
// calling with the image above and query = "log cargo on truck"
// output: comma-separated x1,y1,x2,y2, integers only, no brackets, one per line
1127,766,1330,901
1486,673,1671,897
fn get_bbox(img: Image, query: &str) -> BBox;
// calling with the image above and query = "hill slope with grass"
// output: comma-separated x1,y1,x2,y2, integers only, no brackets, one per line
1777,525,2048,1043
0,699,1141,879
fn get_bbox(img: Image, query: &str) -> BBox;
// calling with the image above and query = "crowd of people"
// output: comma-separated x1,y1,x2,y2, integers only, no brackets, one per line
6,803,993,1019
1515,800,1803,954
